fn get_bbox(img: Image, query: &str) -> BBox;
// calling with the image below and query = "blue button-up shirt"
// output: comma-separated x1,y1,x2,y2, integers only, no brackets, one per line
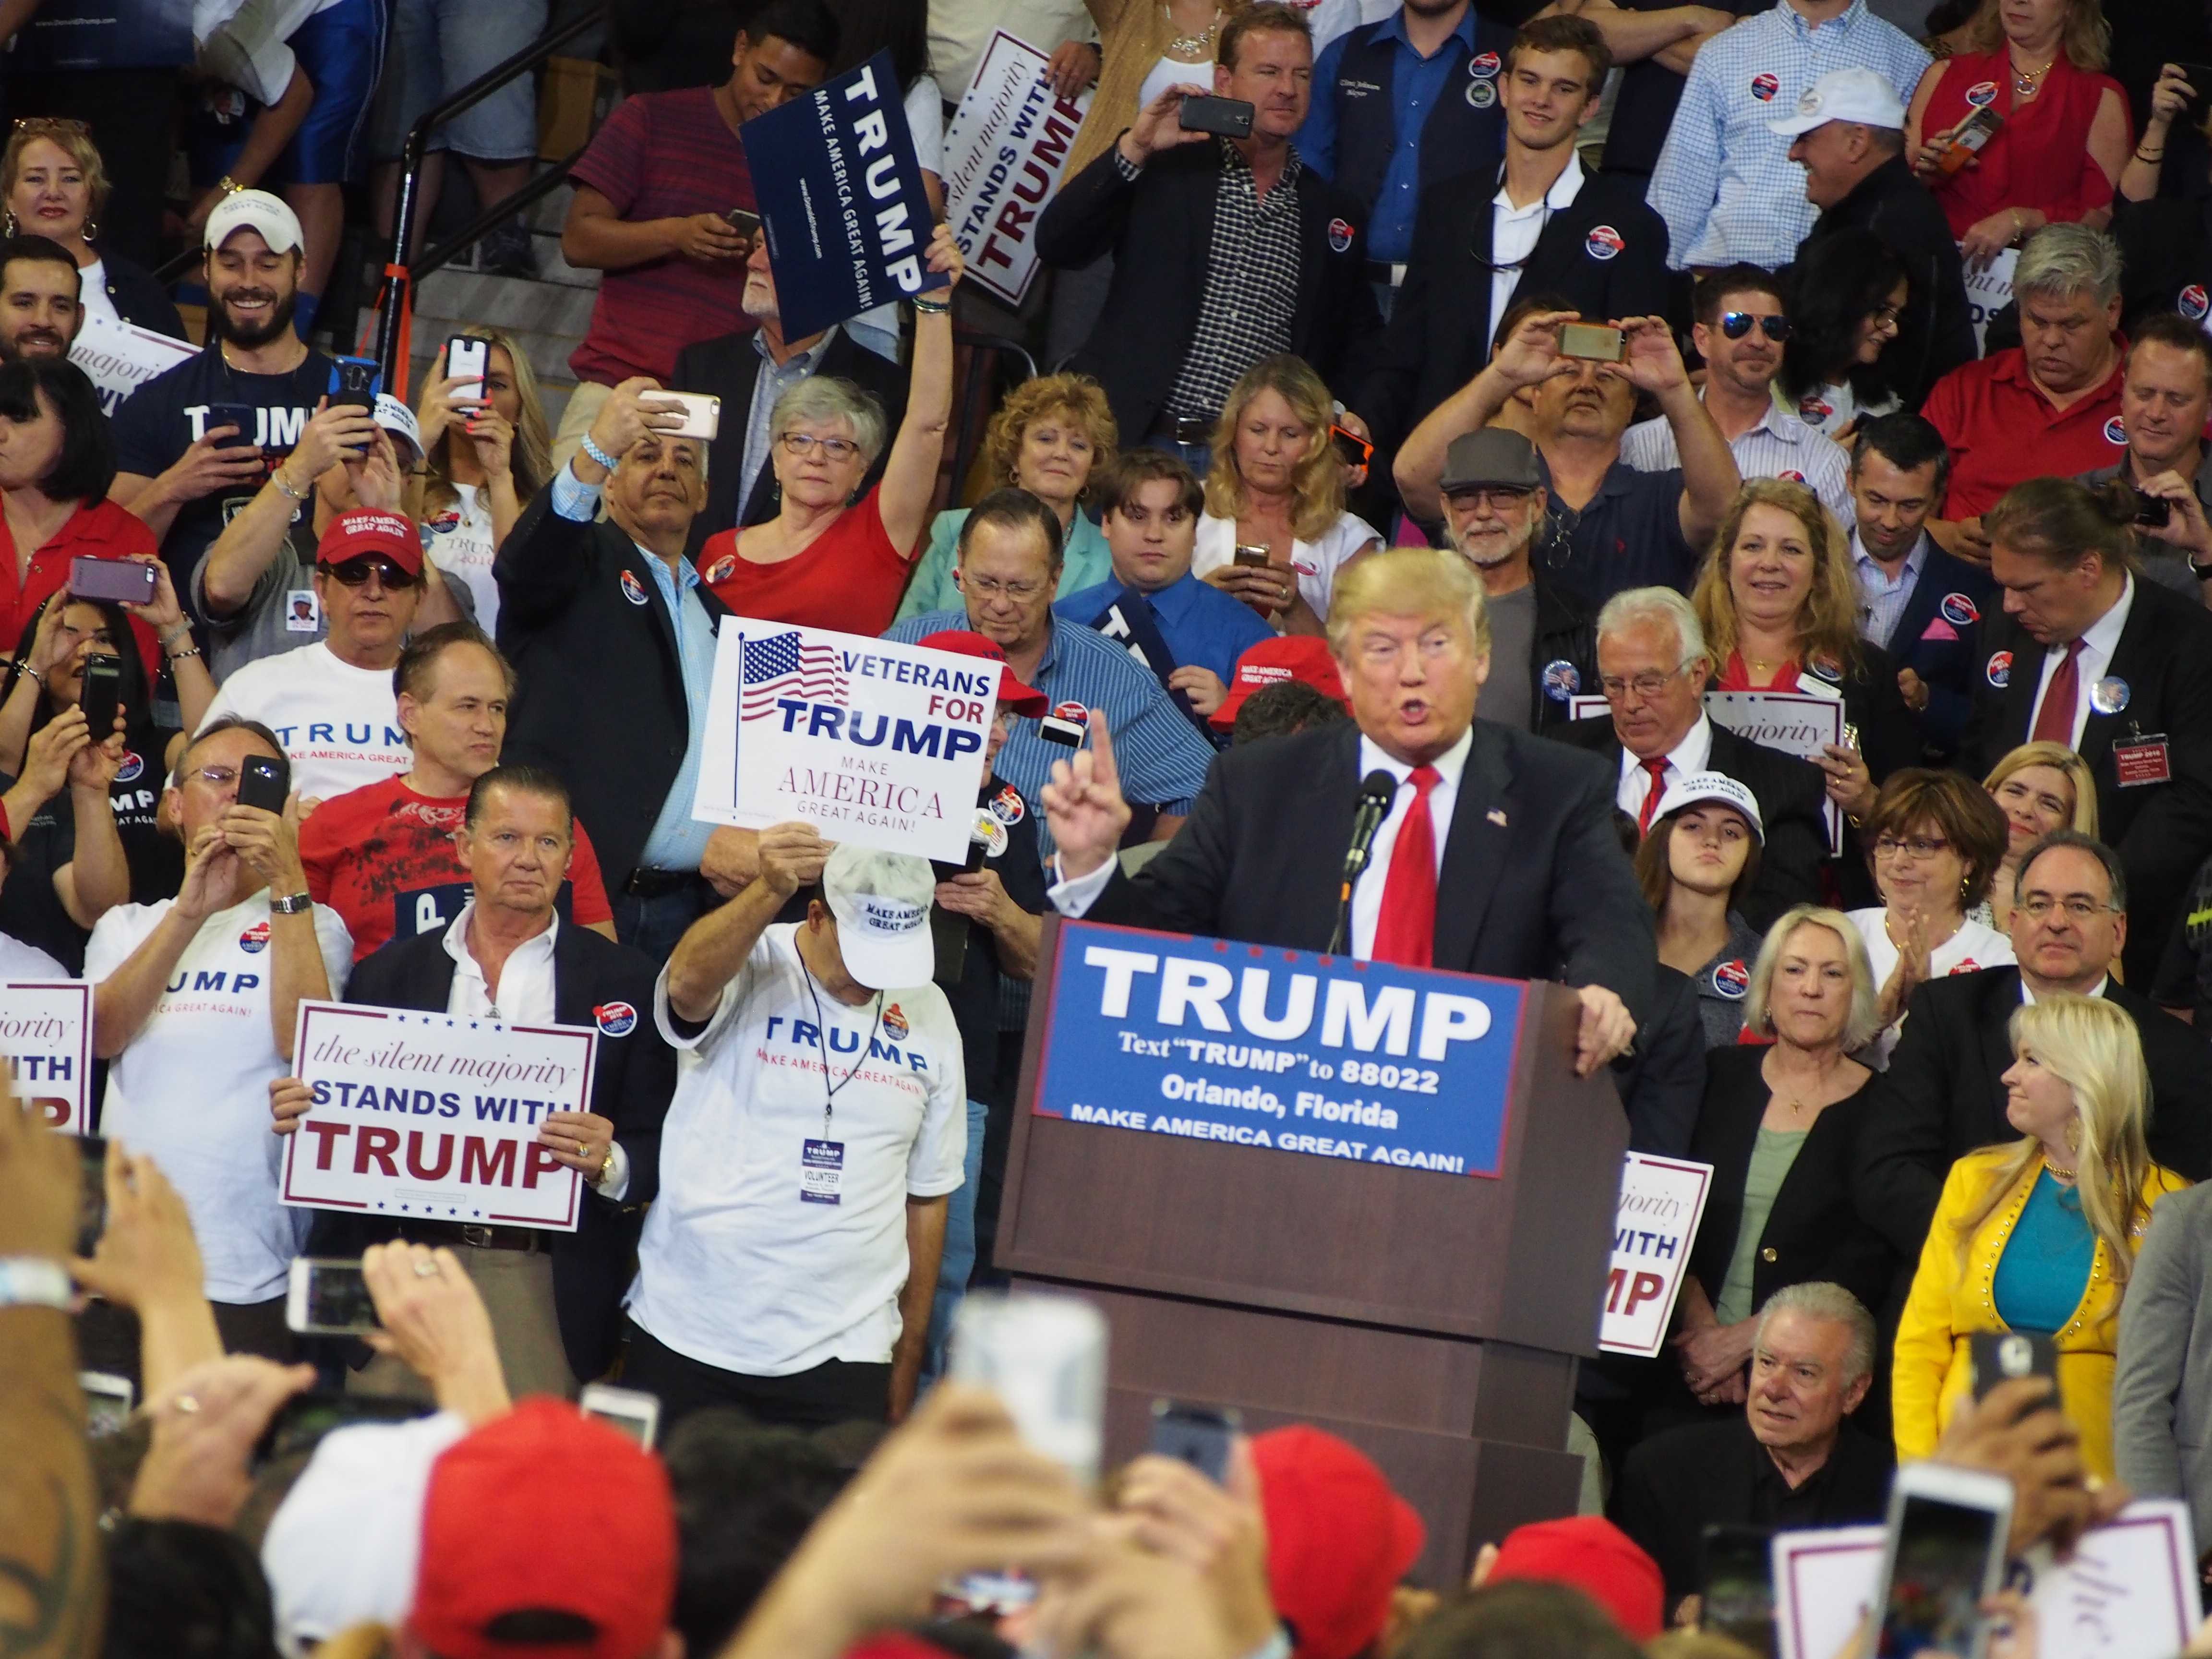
1296,6,1480,265
550,466,718,871
1645,0,1928,270
1055,571,1277,685
1853,530,1929,652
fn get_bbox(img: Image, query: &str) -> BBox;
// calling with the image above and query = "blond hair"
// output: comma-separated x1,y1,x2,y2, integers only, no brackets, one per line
1206,354,1345,542
0,120,109,229
1692,480,1862,682
1325,546,1490,662
424,328,552,518
1954,994,2156,1288
1963,0,2110,72
982,373,1118,503
1742,904,1881,1051
1983,742,2100,841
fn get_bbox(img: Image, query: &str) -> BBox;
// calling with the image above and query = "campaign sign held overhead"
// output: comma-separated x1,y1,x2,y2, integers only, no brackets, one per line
1032,921,1527,1177
694,619,997,863
745,50,948,338
944,31,1093,306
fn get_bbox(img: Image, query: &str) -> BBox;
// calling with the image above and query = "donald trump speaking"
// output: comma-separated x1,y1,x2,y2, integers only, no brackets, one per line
1042,545,1652,1075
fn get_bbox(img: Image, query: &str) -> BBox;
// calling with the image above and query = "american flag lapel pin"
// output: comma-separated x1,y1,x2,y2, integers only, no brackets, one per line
1486,808,1508,827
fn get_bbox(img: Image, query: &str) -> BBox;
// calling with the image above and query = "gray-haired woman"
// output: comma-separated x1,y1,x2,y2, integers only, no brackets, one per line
697,223,963,634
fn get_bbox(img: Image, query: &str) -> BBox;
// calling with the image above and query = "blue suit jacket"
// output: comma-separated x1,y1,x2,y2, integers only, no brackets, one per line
1878,542,1995,758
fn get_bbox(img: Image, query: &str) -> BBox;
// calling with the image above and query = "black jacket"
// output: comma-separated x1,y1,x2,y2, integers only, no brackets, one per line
1876,543,1996,760
1959,577,2212,985
1526,574,1600,735
1355,165,1669,463
1551,715,1828,934
494,491,729,885
1035,141,1383,440
1082,717,1657,1026
1807,156,1978,408
97,251,186,340
2112,185,2212,334
1620,963,1705,1156
670,325,908,553
1688,1047,1894,1316
309,921,678,1381
1853,967,2212,1261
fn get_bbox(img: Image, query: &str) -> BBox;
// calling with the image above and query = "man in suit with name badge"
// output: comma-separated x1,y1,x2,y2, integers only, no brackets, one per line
1040,544,1652,1076
1960,477,2212,986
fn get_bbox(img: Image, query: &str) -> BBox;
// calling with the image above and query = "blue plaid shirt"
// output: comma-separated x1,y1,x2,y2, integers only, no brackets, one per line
1645,1,1928,270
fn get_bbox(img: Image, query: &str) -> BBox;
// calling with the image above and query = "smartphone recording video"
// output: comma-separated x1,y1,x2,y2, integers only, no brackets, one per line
1873,1468,2013,1659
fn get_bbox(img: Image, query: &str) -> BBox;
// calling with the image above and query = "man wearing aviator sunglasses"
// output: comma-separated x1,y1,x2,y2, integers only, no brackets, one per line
1622,266,1852,531
196,508,428,803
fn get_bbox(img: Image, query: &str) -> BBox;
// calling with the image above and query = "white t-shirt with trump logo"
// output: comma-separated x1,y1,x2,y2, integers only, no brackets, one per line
197,642,412,803
86,891,354,1303
421,482,498,635
627,923,966,1377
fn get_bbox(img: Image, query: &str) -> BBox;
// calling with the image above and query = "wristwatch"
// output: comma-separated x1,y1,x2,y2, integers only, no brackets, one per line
2191,553,2212,582
0,1258,72,1310
269,891,313,915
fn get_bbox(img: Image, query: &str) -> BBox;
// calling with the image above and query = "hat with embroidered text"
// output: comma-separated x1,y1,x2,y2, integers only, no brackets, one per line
204,188,304,255
1209,635,1351,732
1767,67,1907,137
1650,771,1765,841
824,843,937,989
373,393,424,466
919,628,1049,716
315,507,423,575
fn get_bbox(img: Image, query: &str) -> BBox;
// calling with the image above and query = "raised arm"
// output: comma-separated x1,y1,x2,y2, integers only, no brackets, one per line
1611,315,1741,546
218,798,330,1061
198,402,374,616
1394,309,1580,515
877,226,966,556
664,823,831,1024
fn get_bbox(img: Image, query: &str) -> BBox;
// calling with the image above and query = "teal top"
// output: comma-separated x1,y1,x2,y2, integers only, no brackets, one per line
895,506,1117,623
1716,1126,1807,1325
1991,1168,2095,1334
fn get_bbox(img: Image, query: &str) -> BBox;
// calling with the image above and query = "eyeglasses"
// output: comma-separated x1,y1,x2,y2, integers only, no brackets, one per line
1443,485,1535,510
189,765,240,788
1867,303,1903,326
2016,896,2116,922
1874,834,1951,860
962,575,1046,601
1599,668,1683,700
322,556,420,589
779,432,862,462
1719,312,1794,342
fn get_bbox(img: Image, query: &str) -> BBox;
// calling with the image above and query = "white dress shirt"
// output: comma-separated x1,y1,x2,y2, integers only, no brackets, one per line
441,905,627,1198
1614,714,1714,822
2027,576,2133,750
1047,726,1474,962
1490,156,1586,350
2020,974,2109,1005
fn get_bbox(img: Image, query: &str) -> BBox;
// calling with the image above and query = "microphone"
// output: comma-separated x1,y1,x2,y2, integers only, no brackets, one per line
1329,770,1401,955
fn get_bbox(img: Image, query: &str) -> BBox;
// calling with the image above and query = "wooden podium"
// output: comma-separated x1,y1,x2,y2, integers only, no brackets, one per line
996,918,1628,1582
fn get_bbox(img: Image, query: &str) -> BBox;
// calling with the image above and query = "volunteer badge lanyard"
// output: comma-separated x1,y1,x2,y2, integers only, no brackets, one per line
799,956,883,1207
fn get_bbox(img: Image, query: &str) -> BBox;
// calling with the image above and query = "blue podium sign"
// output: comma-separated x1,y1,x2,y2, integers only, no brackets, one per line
1032,920,1529,1178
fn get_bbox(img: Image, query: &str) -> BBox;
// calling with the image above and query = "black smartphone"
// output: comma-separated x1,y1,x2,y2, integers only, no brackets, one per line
1148,1399,1240,1483
2133,488,2173,529
1967,1330,2058,1402
74,1134,106,1258
328,355,381,410
725,207,762,240
1700,1525,1777,1658
1178,94,1255,137
205,401,259,447
236,752,288,814
78,655,121,743
255,1389,432,1466
68,555,159,607
2176,61,2212,99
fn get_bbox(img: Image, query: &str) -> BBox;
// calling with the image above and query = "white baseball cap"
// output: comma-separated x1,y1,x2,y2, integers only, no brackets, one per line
373,392,423,465
1766,67,1907,138
824,844,937,990
204,188,305,255
1651,771,1765,842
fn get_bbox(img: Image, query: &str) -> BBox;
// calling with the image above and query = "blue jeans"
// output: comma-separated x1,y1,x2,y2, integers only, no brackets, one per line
608,879,713,966
921,1096,990,1387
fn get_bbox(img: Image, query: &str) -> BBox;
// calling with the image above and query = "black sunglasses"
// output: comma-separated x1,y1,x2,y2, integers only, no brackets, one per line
1719,311,1793,341
322,556,421,589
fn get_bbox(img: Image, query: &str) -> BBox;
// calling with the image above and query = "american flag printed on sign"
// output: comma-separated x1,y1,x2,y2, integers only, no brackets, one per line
741,631,849,720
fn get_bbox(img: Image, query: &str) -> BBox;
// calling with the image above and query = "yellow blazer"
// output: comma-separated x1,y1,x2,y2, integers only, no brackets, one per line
1892,1146,2187,1479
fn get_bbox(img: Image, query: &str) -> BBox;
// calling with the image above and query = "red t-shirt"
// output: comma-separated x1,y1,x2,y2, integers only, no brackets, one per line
299,775,615,962
1922,347,2127,519
1922,52,2127,239
567,85,758,386
699,485,916,636
0,498,162,669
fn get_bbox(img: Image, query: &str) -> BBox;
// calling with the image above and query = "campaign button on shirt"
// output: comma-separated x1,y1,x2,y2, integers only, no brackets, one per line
1542,659,1581,700
1986,649,2012,688
1750,72,1779,101
2090,676,2129,716
2104,416,2127,445
1965,80,1998,106
1711,960,1750,999
1327,217,1354,254
621,568,650,605
596,1001,639,1036
1940,592,1980,627
1586,225,1624,261
1469,49,1499,77
2183,284,2210,323
1467,80,1496,107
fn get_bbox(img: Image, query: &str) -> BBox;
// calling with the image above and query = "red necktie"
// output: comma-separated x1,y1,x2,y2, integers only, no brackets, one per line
1373,766,1442,967
1635,756,1671,835
2031,639,2085,746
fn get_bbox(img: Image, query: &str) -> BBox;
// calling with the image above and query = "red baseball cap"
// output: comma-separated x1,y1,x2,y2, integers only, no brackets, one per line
410,1399,677,1659
920,628,1050,717
316,507,423,576
1208,636,1351,733
1252,1426,1426,1659
1483,1517,1665,1640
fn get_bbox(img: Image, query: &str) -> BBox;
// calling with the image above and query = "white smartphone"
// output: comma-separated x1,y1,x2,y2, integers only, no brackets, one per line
949,1290,1107,1485
1872,1462,2015,1659
79,1370,134,1438
579,1382,661,1450
652,390,721,442
445,336,489,406
285,1257,379,1336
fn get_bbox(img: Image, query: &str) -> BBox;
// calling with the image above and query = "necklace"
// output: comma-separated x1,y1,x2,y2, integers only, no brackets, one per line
1166,5,1222,56
2009,49,2056,98
2043,1151,2078,1182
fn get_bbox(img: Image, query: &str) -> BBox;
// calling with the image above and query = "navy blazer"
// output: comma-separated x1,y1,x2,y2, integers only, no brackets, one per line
1876,542,1996,758
311,920,677,1382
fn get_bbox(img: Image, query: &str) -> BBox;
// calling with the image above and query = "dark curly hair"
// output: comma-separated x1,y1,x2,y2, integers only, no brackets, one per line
1779,228,1910,411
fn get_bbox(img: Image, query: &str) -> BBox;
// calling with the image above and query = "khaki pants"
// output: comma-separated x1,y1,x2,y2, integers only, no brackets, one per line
549,379,613,475
352,1244,576,1401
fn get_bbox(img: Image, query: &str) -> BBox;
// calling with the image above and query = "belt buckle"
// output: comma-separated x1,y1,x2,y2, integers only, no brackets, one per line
460,1224,496,1250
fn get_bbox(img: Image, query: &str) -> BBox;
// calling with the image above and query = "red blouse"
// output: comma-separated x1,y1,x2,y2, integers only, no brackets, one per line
698,484,915,637
0,498,162,669
1921,49,2128,238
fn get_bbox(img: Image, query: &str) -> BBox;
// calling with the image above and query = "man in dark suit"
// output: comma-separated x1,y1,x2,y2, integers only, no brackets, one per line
1355,14,1669,470
1959,478,2212,986
495,380,737,961
1040,544,1651,1075
270,766,676,1393
1033,4,1383,455
1550,585,1827,931
670,230,905,555
1855,832,2212,1265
